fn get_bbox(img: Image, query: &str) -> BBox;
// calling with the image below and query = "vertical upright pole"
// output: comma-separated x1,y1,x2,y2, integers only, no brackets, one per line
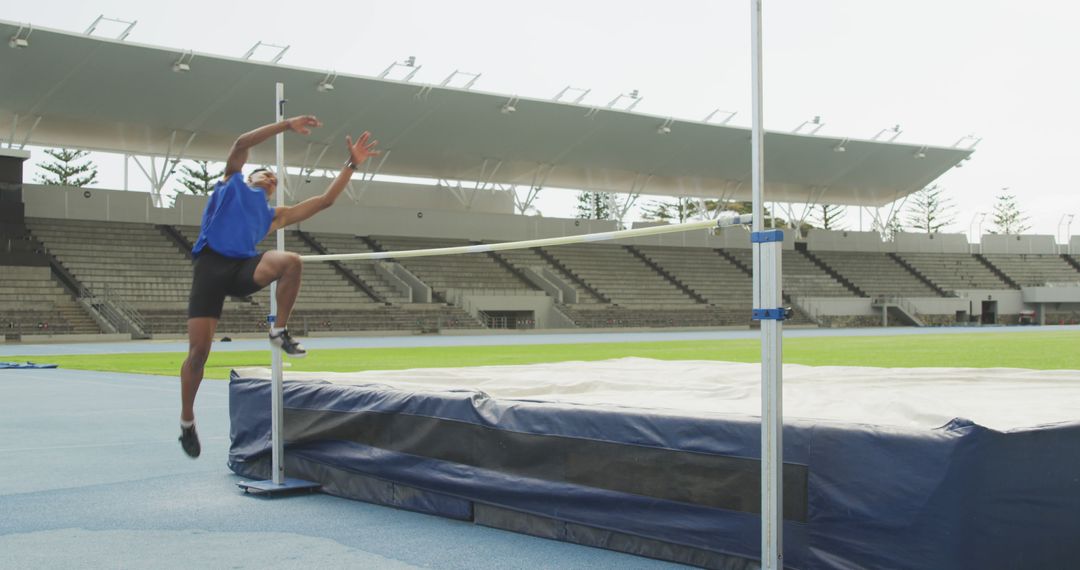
750,1,784,569
270,82,286,485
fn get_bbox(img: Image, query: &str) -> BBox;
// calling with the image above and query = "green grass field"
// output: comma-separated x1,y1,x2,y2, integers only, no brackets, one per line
9,330,1080,379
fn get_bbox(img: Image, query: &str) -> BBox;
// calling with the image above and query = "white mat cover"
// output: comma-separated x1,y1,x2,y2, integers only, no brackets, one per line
238,358,1080,431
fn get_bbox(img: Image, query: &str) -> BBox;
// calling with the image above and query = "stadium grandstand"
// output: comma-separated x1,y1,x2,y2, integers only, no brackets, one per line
3,21,1077,342
3,17,1080,570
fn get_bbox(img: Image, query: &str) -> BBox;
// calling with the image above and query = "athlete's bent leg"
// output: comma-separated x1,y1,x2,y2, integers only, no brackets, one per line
253,250,303,328
254,251,306,357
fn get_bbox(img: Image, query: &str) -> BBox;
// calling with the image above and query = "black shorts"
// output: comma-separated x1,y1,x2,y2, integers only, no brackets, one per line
188,248,266,319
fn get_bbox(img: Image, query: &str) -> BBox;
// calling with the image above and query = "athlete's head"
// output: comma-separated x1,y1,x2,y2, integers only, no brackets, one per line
248,168,277,197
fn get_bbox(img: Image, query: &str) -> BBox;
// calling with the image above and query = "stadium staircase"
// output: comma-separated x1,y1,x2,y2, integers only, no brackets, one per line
1063,254,1080,273
157,224,194,260
624,245,708,304
981,254,1080,287
795,248,868,297
870,296,926,327
973,254,1022,289
529,247,610,303
296,230,385,303
887,252,949,296
811,251,940,299
896,253,1013,293
0,265,104,337
311,234,412,304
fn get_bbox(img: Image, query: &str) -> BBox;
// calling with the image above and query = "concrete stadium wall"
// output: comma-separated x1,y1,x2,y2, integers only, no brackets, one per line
451,294,573,329
796,296,970,317
805,229,887,252
21,184,760,247
980,234,1057,254
22,184,188,225
951,289,1026,315
891,232,969,253
907,297,974,315
796,293,1032,322
1022,286,1080,303
618,223,772,249
22,184,621,243
21,184,1077,254
288,178,514,214
797,297,875,317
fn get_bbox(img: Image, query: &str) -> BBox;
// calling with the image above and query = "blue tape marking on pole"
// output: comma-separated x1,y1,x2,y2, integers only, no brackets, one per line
752,308,787,321
750,229,784,243
267,315,276,324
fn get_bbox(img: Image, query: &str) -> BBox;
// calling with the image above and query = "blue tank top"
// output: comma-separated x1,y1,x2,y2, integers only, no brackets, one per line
192,172,275,259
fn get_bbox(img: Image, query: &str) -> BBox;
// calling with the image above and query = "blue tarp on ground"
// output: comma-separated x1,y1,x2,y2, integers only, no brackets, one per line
0,362,58,369
228,373,1080,570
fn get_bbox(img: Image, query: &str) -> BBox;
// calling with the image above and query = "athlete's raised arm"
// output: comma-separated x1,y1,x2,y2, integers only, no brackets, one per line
223,115,323,178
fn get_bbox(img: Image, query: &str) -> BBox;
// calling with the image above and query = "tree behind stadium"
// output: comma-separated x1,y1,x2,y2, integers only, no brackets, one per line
36,149,98,187
178,160,225,197
905,185,956,234
990,190,1031,235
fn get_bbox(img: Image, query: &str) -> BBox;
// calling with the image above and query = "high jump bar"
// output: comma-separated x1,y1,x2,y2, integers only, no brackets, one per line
298,214,753,263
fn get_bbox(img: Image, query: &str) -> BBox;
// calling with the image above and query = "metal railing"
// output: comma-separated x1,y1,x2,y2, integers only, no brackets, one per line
872,295,925,327
476,310,537,330
477,311,508,329
103,286,149,336
79,286,149,338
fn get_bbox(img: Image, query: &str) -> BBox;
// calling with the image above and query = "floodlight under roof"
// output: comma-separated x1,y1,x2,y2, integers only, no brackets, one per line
8,24,31,49
172,50,193,73
317,71,337,92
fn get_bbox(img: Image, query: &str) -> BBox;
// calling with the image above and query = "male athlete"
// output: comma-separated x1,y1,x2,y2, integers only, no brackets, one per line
179,115,380,458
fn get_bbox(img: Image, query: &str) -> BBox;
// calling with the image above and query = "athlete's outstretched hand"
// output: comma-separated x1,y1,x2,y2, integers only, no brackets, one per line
286,115,322,135
346,132,381,166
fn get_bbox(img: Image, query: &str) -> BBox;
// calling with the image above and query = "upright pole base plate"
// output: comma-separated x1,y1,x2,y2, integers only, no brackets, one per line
238,478,321,497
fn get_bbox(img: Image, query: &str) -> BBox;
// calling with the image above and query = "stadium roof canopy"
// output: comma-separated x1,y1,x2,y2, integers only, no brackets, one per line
0,20,973,207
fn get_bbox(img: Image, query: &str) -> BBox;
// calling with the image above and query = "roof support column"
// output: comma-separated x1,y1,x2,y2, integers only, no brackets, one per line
130,129,197,207
346,149,391,204
290,142,332,201
609,173,651,226
513,162,555,215
5,114,42,150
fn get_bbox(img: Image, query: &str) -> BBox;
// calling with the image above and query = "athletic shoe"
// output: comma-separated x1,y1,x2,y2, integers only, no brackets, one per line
179,424,201,458
269,328,307,358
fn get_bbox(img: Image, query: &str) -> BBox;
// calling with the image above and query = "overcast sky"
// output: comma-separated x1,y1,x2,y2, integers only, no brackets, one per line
7,1,1080,240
